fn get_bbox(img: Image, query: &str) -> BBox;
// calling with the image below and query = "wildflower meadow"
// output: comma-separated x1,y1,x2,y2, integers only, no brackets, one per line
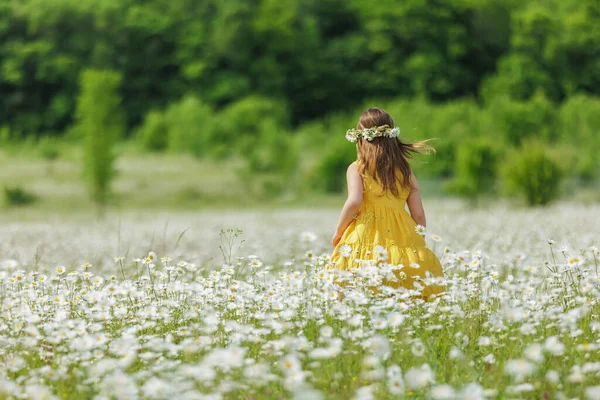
1,203,600,399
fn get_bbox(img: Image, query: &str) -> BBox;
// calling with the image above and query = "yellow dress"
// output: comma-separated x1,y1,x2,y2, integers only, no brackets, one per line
327,168,445,300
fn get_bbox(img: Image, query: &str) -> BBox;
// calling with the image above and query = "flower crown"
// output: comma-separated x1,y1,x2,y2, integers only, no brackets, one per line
345,124,400,143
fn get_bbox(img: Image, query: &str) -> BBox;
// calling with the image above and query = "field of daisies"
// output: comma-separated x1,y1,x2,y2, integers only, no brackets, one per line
1,202,600,400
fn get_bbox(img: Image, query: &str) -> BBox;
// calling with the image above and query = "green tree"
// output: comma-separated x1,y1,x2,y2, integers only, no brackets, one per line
75,68,124,212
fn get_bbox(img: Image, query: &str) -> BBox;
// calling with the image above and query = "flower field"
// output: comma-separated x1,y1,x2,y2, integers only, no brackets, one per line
1,202,600,399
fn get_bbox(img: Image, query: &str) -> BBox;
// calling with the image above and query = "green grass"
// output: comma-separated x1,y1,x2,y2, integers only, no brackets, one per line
1,141,598,214
0,142,349,211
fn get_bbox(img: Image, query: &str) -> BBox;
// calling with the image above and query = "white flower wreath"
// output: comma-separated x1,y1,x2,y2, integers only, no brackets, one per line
345,124,400,143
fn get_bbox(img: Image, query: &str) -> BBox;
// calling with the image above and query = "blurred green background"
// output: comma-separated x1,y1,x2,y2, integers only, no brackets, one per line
1,0,599,211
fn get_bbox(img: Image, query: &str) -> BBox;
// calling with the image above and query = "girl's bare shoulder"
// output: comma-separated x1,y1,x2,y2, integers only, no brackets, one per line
347,162,364,184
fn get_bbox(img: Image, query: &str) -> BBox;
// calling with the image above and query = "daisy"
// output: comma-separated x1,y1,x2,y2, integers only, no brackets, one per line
415,225,426,236
249,258,263,268
375,245,388,262
319,326,333,338
585,386,600,400
279,354,302,375
404,364,434,390
483,353,495,364
411,340,426,356
545,370,560,384
524,343,544,363
3,260,18,269
300,231,317,242
544,336,565,355
388,375,405,394
339,245,352,258
429,385,455,400
504,359,535,381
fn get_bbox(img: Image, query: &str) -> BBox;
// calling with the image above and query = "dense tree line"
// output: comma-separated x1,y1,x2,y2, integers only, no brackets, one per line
1,0,598,136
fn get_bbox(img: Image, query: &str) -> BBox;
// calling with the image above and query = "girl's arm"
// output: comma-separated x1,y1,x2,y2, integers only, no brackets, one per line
332,163,363,246
406,171,426,227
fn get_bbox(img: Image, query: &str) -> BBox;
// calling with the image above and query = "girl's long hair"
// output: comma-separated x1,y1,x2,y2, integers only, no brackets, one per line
356,107,435,197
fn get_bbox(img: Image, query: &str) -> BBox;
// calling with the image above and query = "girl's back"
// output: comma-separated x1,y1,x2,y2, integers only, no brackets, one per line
361,168,411,208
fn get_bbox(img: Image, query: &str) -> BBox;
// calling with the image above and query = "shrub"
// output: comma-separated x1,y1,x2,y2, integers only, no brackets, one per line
4,186,37,206
502,141,564,206
295,111,356,151
558,95,600,181
0,126,12,142
312,140,357,193
237,120,299,198
487,93,556,146
218,96,295,198
219,96,289,156
444,138,501,200
37,136,61,175
137,110,168,151
37,137,60,162
378,98,486,179
165,96,215,158
74,69,124,211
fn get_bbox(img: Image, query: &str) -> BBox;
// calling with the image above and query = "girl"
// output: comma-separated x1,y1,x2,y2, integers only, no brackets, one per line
327,107,445,301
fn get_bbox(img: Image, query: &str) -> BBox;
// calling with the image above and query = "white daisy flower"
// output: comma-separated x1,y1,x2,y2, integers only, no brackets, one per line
375,245,388,262
300,231,318,242
404,364,434,390
504,359,536,381
415,225,426,236
339,245,352,258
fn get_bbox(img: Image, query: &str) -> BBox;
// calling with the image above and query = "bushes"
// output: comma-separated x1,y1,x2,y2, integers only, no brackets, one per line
137,110,168,151
136,96,216,158
3,186,37,206
312,140,357,193
502,141,564,206
558,95,600,181
376,98,490,179
219,95,289,156
136,94,298,198
444,138,501,200
128,93,597,204
137,95,290,161
487,93,557,146
165,96,215,158
37,136,61,175
75,69,124,211
223,98,297,198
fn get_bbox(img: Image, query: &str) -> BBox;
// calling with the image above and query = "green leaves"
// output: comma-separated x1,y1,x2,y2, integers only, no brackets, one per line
444,138,500,201
502,140,564,206
75,68,124,210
